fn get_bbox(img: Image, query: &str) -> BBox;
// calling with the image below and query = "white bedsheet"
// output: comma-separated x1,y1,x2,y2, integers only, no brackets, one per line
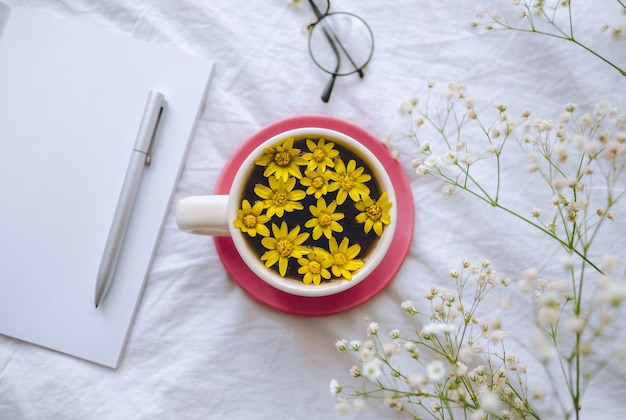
1,1,625,419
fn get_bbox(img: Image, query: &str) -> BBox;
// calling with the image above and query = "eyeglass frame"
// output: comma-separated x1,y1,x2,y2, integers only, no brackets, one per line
305,0,375,102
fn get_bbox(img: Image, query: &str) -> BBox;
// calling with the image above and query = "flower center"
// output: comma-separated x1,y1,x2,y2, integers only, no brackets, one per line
276,239,294,257
272,192,288,206
339,174,353,191
312,148,325,162
308,260,321,274
366,204,382,221
243,214,257,228
274,151,291,166
333,253,347,266
318,213,331,226
312,176,325,189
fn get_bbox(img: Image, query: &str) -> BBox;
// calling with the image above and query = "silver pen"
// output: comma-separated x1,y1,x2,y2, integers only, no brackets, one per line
95,90,166,308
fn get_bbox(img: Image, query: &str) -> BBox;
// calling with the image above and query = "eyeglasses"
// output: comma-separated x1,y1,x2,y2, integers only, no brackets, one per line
305,0,374,102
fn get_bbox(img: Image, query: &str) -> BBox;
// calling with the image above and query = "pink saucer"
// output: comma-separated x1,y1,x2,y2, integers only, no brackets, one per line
213,115,414,316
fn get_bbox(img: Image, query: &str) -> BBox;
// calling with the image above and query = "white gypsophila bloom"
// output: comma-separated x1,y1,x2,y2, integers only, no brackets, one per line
442,185,454,197
367,322,379,336
349,365,361,377
349,340,361,351
407,374,426,391
531,333,558,363
390,328,400,339
426,360,447,382
362,360,382,380
335,397,349,414
383,342,400,357
565,317,585,333
359,347,375,362
489,330,506,344
424,154,441,168
419,142,431,153
471,409,487,420
415,164,428,175
455,362,468,377
411,158,421,168
460,152,473,164
335,339,347,351
597,281,626,306
564,102,578,112
595,100,616,116
422,322,455,336
570,134,585,148
479,391,503,414
602,255,619,271
352,398,366,412
363,340,375,350
401,300,418,315
443,150,458,164
538,306,560,325
329,379,341,396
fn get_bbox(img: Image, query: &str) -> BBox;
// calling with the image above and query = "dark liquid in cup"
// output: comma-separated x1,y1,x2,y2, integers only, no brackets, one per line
235,135,389,284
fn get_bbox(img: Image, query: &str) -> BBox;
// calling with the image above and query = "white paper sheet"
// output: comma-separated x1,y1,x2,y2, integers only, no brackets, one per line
0,3,213,368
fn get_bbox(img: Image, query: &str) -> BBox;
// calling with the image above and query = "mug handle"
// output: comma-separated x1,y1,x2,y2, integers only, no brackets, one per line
176,195,231,236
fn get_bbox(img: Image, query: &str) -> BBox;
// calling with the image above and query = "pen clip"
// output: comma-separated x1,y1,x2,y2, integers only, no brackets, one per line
145,103,165,166
134,91,166,166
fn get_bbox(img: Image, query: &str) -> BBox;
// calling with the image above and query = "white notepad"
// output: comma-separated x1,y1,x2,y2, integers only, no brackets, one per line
0,3,213,368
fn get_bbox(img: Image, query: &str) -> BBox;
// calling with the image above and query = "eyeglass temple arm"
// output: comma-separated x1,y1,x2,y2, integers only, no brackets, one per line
320,22,340,102
307,0,364,78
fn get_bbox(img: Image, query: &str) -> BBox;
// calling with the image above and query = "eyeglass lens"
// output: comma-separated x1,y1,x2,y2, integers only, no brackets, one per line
308,12,373,77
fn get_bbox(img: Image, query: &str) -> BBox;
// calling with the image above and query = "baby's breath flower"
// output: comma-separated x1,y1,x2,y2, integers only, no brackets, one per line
362,360,382,380
443,150,458,164
349,365,361,377
424,154,441,168
426,360,446,382
329,379,342,396
367,322,379,336
401,300,418,315
349,340,361,351
335,339,347,351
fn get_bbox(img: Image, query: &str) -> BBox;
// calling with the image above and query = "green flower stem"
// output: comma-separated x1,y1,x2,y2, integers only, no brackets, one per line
488,7,626,77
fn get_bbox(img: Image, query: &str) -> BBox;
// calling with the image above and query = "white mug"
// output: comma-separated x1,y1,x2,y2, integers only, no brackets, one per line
176,127,397,297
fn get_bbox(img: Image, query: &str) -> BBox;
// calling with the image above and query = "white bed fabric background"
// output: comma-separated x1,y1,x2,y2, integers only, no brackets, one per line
1,1,625,419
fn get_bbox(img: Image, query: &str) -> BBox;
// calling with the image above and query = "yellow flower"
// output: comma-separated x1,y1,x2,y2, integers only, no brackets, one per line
305,197,345,240
302,137,339,172
300,167,333,198
254,175,306,217
261,222,310,277
297,248,333,285
254,136,307,181
355,192,393,236
328,158,371,205
328,237,364,280
233,199,271,237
